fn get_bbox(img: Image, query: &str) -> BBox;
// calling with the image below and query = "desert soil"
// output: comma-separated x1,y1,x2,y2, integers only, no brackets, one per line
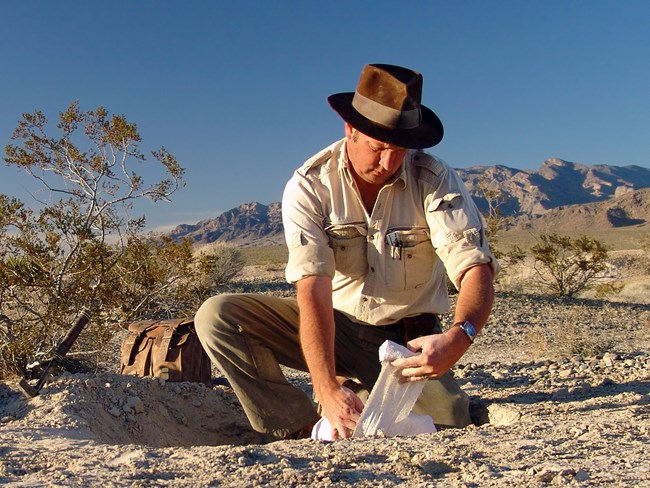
1,266,649,487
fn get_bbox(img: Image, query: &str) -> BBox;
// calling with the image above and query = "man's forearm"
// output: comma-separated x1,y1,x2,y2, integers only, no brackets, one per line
295,275,339,400
453,263,495,334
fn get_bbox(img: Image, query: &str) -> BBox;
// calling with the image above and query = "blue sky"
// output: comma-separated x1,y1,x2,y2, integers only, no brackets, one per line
1,1,649,231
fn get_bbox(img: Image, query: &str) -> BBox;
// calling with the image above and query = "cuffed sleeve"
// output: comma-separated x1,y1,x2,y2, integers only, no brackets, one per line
285,244,336,283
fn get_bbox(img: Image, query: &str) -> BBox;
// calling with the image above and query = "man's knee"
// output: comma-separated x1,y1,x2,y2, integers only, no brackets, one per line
195,294,242,339
413,378,472,429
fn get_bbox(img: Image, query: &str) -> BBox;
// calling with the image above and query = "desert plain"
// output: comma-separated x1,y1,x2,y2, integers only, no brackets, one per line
1,244,649,487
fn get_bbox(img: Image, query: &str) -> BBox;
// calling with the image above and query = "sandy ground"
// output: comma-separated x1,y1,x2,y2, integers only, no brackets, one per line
1,267,649,486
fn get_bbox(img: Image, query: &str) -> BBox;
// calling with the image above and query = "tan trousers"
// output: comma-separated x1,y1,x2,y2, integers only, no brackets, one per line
194,293,471,441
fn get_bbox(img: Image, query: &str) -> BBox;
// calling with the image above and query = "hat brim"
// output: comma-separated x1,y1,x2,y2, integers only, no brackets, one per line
328,92,444,149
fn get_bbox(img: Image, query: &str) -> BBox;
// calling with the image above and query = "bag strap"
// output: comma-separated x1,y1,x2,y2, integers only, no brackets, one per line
127,319,165,335
152,318,193,364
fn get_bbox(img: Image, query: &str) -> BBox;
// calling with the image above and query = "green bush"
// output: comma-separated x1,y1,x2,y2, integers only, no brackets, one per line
0,102,187,379
529,233,611,297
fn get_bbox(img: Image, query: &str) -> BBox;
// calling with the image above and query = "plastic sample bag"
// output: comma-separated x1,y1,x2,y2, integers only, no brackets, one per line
311,340,436,440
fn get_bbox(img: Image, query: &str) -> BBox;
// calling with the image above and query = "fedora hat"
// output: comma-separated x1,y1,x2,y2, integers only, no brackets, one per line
328,64,443,149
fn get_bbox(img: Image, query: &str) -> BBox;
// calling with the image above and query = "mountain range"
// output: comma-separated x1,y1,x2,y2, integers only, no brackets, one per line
168,159,650,246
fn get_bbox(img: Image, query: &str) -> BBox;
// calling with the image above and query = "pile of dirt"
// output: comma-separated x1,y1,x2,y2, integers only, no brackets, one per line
1,373,262,448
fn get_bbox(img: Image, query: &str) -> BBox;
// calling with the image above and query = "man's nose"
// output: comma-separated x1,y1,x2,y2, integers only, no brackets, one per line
379,150,400,171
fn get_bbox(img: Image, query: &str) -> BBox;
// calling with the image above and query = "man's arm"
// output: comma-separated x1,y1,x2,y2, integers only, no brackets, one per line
296,275,363,438
392,263,494,380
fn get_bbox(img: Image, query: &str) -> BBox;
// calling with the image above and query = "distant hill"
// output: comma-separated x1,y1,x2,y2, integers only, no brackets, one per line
512,187,650,232
168,159,650,246
457,158,650,217
168,201,284,247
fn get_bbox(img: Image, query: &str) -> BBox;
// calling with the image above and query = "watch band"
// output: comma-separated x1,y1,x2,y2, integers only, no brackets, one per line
456,320,476,343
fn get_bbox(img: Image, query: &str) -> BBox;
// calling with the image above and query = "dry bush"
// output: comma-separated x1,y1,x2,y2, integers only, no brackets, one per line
525,308,614,359
194,242,245,289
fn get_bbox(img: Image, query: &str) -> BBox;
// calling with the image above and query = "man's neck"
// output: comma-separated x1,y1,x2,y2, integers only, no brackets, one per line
350,169,383,214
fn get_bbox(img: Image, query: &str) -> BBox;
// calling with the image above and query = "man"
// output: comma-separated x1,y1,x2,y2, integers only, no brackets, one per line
195,63,498,441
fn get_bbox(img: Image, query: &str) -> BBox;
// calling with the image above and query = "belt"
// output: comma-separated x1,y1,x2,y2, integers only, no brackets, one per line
357,313,441,345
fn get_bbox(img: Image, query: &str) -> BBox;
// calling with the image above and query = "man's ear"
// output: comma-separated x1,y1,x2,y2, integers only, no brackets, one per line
344,123,354,140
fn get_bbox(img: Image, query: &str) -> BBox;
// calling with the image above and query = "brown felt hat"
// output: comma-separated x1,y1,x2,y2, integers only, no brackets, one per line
328,64,444,149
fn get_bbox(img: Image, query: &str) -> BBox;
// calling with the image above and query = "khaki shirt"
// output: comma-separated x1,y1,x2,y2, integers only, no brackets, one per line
282,138,498,326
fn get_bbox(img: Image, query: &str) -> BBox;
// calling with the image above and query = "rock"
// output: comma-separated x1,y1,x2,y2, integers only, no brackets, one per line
487,404,522,426
603,352,619,367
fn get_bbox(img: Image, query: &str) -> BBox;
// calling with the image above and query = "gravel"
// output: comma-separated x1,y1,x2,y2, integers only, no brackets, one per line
1,290,649,486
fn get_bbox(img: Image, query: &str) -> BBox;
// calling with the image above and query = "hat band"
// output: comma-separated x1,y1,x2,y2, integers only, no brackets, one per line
352,92,421,130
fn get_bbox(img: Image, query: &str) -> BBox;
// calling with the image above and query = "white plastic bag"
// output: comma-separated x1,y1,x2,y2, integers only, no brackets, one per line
311,340,436,440
353,340,435,437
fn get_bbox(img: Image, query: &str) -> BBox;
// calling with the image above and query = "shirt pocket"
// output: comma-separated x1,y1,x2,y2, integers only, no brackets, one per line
325,223,369,278
384,227,434,291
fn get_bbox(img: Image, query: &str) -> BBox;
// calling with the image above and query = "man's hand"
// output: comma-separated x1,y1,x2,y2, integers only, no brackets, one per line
317,382,364,439
296,275,364,439
391,329,468,382
393,264,495,382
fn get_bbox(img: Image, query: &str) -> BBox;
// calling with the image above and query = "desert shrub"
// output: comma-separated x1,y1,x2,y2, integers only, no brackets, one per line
525,320,613,359
0,102,186,379
529,233,611,297
524,301,617,359
593,282,624,300
194,242,245,291
108,235,197,319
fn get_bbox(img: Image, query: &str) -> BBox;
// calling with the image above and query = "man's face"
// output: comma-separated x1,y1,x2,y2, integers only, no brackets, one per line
345,124,408,187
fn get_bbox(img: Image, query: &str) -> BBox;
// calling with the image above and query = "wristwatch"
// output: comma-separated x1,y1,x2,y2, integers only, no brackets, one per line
456,321,477,343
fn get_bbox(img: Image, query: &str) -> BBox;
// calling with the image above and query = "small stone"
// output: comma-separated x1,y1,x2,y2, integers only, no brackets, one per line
575,469,589,481
108,406,121,417
123,396,145,414
487,404,522,426
537,468,558,482
491,372,505,381
602,352,618,367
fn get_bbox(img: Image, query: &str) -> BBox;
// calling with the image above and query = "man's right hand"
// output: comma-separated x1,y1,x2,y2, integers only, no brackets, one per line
296,275,364,439
317,382,364,440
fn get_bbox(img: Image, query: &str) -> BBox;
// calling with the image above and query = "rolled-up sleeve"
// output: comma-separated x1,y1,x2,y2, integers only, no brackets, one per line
425,166,499,289
282,172,336,283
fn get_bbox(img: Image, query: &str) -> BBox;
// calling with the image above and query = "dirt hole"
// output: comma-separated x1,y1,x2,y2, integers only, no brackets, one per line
1,373,265,447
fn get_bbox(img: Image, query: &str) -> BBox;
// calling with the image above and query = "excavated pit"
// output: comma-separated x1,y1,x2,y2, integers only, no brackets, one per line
0,373,265,447
1,370,497,450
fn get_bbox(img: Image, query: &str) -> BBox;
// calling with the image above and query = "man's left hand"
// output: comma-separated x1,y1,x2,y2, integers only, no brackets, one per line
391,330,468,382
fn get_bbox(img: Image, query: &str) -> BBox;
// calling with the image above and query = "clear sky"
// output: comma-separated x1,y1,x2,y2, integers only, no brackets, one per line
1,1,649,231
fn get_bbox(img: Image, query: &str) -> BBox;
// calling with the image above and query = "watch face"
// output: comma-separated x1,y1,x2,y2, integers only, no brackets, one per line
462,321,476,339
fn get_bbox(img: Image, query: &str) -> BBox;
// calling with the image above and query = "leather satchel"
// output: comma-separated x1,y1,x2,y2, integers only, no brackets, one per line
120,318,212,386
